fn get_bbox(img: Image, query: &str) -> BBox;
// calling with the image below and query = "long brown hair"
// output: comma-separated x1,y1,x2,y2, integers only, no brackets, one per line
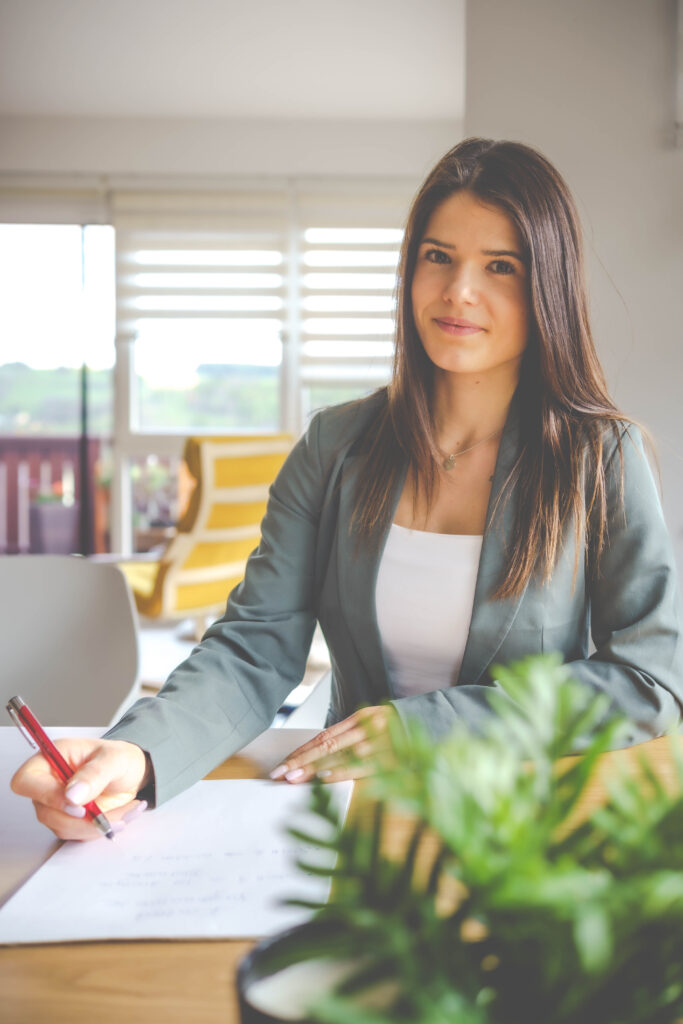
353,137,629,598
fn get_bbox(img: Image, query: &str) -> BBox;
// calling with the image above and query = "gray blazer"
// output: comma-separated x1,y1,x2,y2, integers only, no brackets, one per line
106,391,683,805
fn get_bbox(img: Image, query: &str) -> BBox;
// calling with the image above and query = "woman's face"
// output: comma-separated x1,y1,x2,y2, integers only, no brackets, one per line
410,190,530,382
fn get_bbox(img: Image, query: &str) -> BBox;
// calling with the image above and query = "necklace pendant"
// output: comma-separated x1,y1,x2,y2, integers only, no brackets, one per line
442,453,456,471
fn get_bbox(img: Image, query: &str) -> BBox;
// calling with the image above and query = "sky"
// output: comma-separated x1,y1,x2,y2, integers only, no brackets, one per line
0,224,284,386
0,224,116,370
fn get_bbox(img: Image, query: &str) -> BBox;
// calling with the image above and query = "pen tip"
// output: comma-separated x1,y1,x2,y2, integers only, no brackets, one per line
105,831,115,841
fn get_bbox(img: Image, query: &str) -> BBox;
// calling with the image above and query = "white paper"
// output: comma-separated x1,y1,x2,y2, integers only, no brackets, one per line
0,778,352,944
0,726,106,908
0,725,318,910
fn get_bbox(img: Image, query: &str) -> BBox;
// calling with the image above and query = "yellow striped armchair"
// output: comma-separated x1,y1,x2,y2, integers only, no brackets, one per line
120,434,292,634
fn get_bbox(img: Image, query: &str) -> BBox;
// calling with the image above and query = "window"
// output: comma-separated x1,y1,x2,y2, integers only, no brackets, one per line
299,225,400,419
0,224,115,437
113,188,289,435
0,176,416,552
0,224,115,554
296,183,410,421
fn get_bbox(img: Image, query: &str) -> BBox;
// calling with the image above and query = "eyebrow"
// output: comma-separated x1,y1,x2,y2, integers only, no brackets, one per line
421,237,526,262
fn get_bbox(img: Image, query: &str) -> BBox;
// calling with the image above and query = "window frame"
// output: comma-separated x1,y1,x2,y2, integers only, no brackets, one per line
0,173,417,553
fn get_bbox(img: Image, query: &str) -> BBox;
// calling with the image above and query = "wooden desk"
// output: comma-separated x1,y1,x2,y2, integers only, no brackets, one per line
1,736,680,1024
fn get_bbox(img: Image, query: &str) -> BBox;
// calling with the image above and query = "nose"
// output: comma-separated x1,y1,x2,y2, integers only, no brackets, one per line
442,261,479,304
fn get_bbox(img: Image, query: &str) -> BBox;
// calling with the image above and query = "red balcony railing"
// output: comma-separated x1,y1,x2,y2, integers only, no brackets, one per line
0,437,106,555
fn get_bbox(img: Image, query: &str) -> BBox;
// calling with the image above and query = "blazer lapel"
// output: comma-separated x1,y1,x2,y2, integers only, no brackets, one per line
334,398,529,698
458,402,530,684
335,454,406,701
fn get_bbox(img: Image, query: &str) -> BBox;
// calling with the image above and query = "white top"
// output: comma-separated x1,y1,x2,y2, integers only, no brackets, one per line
375,523,483,698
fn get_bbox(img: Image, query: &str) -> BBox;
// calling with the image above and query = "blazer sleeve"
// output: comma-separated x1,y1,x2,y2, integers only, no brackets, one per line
391,425,683,748
104,412,327,805
566,425,683,737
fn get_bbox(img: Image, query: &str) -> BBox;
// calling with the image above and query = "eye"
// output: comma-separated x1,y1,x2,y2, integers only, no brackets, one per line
423,247,451,264
489,259,516,275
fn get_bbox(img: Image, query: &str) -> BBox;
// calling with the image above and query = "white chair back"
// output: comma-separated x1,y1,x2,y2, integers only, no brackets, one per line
0,556,140,726
283,671,332,729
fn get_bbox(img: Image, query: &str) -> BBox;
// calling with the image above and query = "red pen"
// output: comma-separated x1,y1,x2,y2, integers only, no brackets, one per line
7,695,115,840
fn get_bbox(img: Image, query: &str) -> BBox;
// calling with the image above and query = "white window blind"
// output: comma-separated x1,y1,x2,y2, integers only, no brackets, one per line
296,181,412,416
111,186,289,432
110,178,416,433
112,187,289,331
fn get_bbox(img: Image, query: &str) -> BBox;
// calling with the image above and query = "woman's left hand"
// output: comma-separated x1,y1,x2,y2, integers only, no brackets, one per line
269,705,396,783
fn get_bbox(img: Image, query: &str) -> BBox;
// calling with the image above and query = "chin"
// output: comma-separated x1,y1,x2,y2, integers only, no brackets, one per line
428,353,486,376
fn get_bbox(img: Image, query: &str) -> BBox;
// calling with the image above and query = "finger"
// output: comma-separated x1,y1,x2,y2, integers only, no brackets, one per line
63,745,136,807
34,802,127,842
87,796,140,820
270,706,394,780
90,790,139,814
34,796,146,841
277,715,363,764
11,753,69,810
60,795,144,829
121,799,148,824
12,753,137,816
11,738,113,806
316,762,375,783
283,732,395,783
278,724,372,778
293,746,385,783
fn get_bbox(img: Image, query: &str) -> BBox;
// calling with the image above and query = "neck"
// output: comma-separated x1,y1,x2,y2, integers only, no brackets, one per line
433,364,520,449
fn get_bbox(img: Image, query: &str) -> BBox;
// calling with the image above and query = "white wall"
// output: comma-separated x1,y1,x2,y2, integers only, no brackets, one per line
465,0,683,569
0,0,466,120
0,115,460,179
0,0,466,179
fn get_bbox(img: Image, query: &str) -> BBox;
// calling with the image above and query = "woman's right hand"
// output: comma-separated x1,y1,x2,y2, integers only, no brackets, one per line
11,737,150,841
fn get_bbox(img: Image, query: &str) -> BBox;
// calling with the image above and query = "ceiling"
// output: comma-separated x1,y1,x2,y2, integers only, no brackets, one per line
0,0,465,120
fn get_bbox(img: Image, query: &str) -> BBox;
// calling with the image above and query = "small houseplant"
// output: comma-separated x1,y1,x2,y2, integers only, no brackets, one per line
29,478,80,553
240,654,683,1024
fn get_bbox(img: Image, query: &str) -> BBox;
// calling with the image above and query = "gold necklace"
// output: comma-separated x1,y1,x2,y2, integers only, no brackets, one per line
441,427,502,471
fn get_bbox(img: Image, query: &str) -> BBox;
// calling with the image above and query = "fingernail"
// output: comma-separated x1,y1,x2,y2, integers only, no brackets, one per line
317,770,333,779
110,821,126,834
65,781,89,805
269,764,288,780
64,804,87,818
285,768,305,782
123,800,148,824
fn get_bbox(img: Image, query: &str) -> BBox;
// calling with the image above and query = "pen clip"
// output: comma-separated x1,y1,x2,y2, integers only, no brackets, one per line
6,697,39,751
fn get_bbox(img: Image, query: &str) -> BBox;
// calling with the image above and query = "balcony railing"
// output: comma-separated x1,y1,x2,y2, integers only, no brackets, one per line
0,436,106,555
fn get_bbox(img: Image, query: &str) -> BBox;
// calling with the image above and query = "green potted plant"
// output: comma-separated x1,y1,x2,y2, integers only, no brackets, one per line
238,654,683,1024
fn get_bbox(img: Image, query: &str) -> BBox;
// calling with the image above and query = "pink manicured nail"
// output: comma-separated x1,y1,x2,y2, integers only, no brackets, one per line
64,804,87,818
110,821,126,834
269,764,288,780
285,768,305,782
123,800,148,823
65,781,89,805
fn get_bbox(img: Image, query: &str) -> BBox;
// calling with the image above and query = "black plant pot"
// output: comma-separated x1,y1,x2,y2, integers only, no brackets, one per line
237,921,345,1024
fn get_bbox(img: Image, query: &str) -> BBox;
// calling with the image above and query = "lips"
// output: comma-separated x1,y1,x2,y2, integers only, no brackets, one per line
435,317,481,329
434,317,483,336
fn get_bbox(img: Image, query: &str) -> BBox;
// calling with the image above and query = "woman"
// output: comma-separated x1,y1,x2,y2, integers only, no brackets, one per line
13,138,683,839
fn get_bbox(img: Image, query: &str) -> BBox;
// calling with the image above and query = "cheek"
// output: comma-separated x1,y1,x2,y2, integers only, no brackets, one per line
518,301,531,340
501,287,529,337
410,265,436,314
410,277,424,317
